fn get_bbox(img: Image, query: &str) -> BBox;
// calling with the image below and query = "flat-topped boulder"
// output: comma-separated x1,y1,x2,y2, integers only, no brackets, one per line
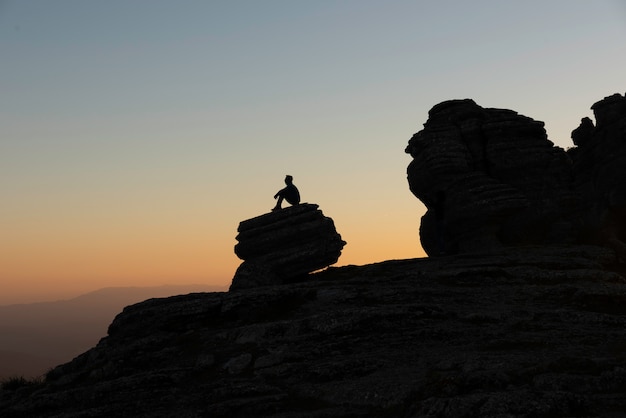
230,203,346,290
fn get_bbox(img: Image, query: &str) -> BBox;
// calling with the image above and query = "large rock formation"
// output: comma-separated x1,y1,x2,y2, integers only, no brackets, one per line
568,93,626,256
3,94,626,417
406,99,579,256
3,246,626,417
230,203,346,290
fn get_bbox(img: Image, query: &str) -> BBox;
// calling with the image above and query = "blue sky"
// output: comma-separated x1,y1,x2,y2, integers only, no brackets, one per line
1,0,625,303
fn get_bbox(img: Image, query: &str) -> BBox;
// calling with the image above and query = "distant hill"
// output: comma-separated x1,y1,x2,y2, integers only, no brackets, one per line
0,284,227,380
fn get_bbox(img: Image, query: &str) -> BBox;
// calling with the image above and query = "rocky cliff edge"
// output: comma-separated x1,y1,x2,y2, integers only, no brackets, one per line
2,246,626,417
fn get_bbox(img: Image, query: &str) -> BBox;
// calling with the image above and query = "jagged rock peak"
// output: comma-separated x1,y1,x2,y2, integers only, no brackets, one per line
568,92,626,256
230,203,346,291
591,92,626,127
571,93,626,147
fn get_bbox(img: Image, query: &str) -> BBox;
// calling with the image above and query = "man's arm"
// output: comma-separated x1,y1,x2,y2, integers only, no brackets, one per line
274,187,286,199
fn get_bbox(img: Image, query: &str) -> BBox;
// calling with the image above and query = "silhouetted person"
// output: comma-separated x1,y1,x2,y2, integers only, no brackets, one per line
272,175,300,211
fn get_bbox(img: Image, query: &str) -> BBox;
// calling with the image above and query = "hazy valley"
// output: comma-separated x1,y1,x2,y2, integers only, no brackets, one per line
0,284,227,380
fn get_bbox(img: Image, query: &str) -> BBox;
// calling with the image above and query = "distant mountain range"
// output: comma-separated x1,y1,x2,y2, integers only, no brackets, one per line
0,284,227,380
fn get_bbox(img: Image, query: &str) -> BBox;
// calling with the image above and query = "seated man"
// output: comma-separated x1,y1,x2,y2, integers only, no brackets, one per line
272,175,300,211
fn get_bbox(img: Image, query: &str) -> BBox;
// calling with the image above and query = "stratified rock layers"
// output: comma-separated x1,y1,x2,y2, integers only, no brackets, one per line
569,93,626,251
406,99,578,256
3,246,626,417
231,203,346,290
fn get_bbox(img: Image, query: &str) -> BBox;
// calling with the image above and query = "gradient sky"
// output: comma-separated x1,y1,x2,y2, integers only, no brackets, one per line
1,0,625,304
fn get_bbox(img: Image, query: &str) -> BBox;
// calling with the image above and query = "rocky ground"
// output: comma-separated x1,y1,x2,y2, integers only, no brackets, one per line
2,245,626,417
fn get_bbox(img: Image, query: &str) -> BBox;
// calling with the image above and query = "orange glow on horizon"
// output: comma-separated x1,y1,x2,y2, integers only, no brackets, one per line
1,157,426,305
1,208,425,304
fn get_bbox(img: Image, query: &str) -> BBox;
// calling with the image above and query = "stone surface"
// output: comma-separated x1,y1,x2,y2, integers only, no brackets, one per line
405,99,579,256
568,93,626,258
3,246,626,417
3,95,626,417
230,203,346,290
406,94,626,258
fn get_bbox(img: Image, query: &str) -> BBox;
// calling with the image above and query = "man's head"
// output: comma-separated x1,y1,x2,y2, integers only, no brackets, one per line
285,175,293,184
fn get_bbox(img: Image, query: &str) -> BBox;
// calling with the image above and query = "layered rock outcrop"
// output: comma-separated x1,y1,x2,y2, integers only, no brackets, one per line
230,203,346,290
3,94,626,417
3,246,626,417
568,93,626,256
406,99,579,256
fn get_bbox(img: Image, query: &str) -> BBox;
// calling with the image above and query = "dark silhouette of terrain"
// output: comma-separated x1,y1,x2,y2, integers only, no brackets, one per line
3,246,626,416
2,94,626,417
231,203,346,290
568,93,626,257
0,284,226,380
406,93,626,257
